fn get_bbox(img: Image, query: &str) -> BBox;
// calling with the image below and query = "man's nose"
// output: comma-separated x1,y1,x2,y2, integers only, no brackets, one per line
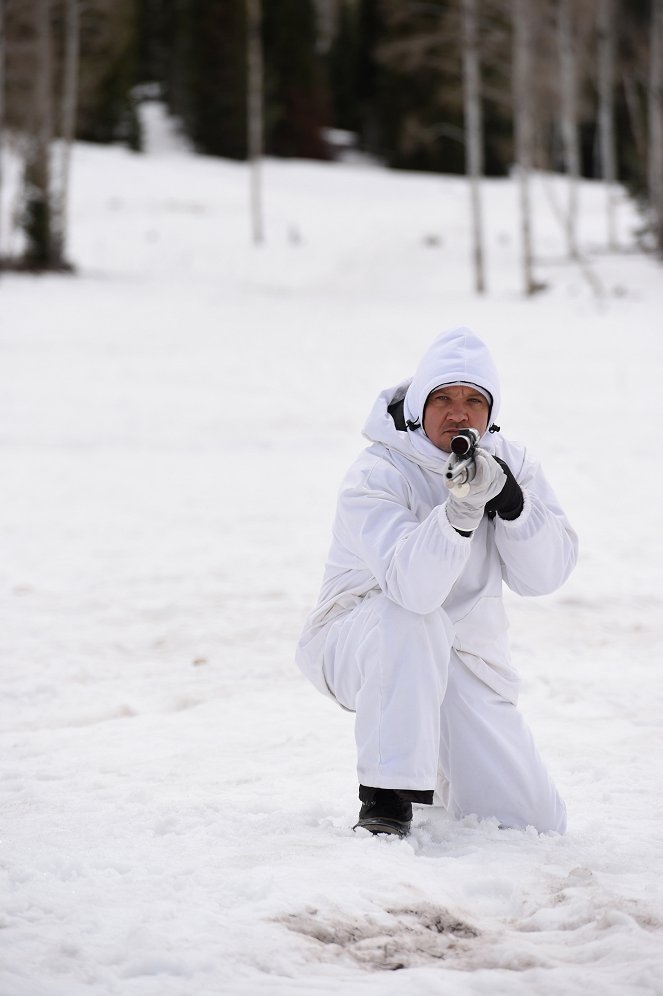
448,404,468,423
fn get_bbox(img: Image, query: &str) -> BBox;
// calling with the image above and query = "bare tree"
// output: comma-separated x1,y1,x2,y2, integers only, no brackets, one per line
512,0,537,294
246,0,264,245
0,0,5,262
22,0,56,267
461,0,485,293
597,0,617,249
649,0,663,253
557,0,580,259
51,0,79,264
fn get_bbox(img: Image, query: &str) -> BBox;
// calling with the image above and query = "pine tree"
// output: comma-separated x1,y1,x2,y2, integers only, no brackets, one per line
184,0,247,159
75,0,140,149
262,0,329,159
328,0,361,134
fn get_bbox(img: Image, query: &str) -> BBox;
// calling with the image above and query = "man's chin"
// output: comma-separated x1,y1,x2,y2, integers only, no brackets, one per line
431,437,452,453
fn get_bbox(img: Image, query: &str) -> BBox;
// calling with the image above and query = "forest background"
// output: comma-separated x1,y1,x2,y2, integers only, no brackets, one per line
0,0,662,286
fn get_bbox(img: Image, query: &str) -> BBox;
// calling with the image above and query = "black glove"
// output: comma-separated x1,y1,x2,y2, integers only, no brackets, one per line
484,456,524,521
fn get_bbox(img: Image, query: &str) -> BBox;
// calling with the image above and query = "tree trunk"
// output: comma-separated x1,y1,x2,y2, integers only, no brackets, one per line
51,0,80,264
649,0,663,254
23,0,56,268
622,71,647,165
512,0,536,294
0,0,6,263
598,0,617,249
246,0,264,245
558,0,580,259
462,0,486,294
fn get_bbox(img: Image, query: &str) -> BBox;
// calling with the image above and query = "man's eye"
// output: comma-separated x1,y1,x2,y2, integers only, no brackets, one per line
468,397,484,405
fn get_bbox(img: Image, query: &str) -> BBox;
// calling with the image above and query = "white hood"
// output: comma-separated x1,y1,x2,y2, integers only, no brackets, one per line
362,327,502,472
405,326,501,430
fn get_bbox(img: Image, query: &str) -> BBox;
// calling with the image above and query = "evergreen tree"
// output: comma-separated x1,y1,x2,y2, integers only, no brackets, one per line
372,0,466,173
328,0,361,134
75,0,140,149
144,0,329,162
183,0,247,159
262,0,329,159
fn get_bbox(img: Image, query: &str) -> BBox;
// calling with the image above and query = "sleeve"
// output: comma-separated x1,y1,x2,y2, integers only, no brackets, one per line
336,457,471,614
493,450,578,596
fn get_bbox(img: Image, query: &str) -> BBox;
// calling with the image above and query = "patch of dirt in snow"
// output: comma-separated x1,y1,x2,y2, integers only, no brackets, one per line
277,904,482,971
277,876,663,975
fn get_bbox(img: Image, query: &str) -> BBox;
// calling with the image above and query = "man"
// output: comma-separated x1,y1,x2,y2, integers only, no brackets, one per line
296,327,578,837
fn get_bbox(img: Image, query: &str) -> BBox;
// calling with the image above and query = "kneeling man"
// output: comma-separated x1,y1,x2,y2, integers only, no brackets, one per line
296,327,578,837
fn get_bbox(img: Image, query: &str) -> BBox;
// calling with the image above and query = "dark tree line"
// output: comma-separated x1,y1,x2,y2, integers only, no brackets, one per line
137,0,330,160
1,0,662,273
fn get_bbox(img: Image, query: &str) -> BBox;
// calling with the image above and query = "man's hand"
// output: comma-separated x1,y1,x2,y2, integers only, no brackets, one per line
484,456,524,521
445,450,507,532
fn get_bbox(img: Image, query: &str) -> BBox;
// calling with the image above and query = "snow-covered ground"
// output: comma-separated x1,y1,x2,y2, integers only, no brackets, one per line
1,105,663,995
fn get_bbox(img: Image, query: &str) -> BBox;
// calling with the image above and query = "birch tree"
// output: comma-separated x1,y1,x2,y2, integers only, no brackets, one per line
597,0,617,249
51,0,79,264
512,0,537,294
649,0,663,253
461,0,485,293
23,0,56,268
0,0,5,262
557,0,580,259
246,0,264,244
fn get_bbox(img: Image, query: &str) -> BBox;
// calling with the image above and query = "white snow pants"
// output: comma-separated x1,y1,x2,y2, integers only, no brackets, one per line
322,593,566,834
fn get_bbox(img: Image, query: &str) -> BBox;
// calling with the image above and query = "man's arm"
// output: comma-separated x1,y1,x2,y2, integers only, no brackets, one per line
337,457,472,615
492,450,578,596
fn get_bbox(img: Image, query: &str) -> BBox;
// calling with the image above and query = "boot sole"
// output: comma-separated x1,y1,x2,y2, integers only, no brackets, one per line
353,817,411,838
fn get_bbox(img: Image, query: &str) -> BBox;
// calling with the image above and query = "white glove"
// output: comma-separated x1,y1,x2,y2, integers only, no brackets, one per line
444,450,507,532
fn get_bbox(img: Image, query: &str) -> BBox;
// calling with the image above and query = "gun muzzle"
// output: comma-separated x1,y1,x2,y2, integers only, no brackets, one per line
450,428,479,456
445,428,480,484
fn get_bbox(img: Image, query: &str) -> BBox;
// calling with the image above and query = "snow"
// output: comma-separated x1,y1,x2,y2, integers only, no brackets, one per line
1,109,663,994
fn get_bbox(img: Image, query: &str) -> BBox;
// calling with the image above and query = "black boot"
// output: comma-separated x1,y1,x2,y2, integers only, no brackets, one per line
353,787,418,837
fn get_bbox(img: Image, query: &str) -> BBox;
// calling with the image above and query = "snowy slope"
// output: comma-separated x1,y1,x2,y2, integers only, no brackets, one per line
1,107,663,995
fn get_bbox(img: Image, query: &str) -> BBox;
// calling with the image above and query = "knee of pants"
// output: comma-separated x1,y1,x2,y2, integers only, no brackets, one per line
365,593,455,649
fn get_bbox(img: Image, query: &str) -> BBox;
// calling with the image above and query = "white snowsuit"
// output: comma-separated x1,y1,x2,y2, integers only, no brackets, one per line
296,328,578,833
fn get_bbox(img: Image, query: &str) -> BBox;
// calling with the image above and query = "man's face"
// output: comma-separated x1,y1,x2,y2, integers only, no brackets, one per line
422,384,490,453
